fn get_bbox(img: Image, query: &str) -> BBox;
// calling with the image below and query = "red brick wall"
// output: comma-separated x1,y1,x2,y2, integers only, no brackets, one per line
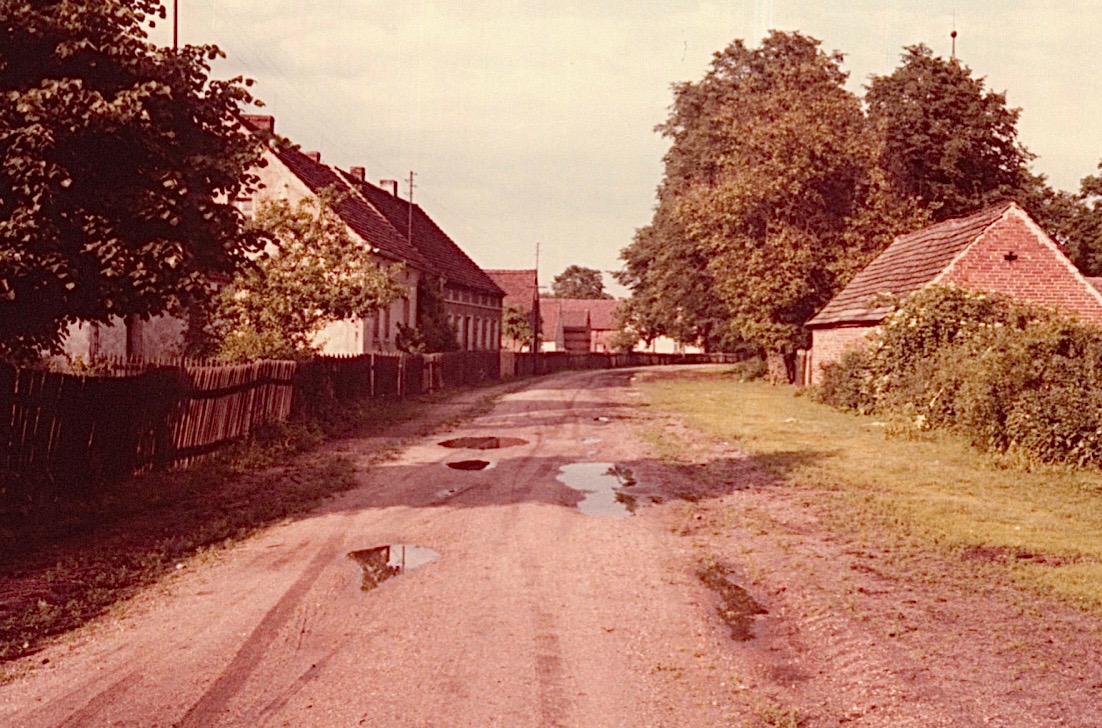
943,212,1102,323
809,325,876,385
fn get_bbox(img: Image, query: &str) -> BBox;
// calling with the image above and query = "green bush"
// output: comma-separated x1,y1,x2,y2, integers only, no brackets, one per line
816,285,1102,468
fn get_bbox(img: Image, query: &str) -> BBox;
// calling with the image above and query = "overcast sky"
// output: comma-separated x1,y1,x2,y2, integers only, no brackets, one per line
151,1,1102,296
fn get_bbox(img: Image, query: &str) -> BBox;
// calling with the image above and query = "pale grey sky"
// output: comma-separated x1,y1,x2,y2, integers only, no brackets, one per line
151,1,1102,296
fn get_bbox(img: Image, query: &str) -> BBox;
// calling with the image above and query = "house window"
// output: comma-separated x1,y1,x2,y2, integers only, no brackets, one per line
402,297,410,325
384,307,391,341
373,313,380,340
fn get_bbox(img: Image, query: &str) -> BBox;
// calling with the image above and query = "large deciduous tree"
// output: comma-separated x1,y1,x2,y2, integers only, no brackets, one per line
0,0,267,363
550,265,611,299
623,31,919,379
866,44,1033,221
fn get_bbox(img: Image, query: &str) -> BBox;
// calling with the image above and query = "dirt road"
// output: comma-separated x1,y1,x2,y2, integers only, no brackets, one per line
2,367,1102,727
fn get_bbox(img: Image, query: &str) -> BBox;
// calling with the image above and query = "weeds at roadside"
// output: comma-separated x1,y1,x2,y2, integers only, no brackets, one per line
750,699,803,728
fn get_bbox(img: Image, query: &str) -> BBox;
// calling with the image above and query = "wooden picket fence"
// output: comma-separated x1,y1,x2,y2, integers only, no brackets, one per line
0,349,739,511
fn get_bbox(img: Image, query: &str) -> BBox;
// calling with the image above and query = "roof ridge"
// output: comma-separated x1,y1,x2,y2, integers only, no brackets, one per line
807,200,1022,328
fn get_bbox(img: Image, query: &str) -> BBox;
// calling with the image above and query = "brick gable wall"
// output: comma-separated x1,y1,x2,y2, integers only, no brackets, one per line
942,212,1102,323
808,325,876,385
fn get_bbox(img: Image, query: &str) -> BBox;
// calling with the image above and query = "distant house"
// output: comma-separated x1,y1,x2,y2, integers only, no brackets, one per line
540,300,592,353
486,269,541,351
805,201,1102,385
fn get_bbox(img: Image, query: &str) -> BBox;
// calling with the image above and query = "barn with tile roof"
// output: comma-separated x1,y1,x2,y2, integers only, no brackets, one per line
805,201,1102,384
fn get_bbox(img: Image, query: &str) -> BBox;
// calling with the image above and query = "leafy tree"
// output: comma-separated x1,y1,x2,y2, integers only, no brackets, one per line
627,31,919,380
397,276,459,354
213,193,403,361
501,303,533,351
617,213,738,351
551,265,611,299
866,45,1033,221
0,0,268,363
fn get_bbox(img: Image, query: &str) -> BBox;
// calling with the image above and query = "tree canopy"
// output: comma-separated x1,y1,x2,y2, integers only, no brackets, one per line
621,31,921,375
866,44,1033,221
550,265,611,299
0,0,266,362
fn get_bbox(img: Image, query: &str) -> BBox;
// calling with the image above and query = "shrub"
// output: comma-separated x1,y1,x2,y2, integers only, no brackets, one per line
816,284,1102,468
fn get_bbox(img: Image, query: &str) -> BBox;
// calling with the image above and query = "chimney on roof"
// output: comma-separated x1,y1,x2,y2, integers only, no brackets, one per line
303,151,321,163
380,179,399,197
349,166,365,182
242,114,275,133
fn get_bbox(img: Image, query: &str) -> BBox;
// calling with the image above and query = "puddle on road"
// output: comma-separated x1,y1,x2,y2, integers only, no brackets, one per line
697,563,767,641
556,462,647,517
438,436,528,450
446,459,491,471
348,544,439,591
582,437,601,445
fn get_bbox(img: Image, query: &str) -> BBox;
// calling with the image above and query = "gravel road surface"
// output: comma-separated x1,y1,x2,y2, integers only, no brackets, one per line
3,367,1102,727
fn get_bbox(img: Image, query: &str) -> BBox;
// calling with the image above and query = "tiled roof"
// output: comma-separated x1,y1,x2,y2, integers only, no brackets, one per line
540,298,620,333
486,269,539,313
807,202,1015,327
340,172,504,297
268,145,430,269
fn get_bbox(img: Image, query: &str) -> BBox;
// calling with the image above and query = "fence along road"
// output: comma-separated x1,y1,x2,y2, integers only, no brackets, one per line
0,351,736,512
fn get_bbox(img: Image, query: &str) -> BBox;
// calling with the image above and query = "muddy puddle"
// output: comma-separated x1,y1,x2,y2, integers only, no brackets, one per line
556,463,648,517
438,436,528,450
348,544,439,591
446,459,491,471
697,563,767,641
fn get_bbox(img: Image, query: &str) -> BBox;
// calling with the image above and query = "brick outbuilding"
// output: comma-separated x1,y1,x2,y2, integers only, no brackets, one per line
804,201,1102,385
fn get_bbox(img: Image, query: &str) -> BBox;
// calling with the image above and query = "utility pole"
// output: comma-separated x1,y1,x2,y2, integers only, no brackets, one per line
406,171,416,247
532,241,541,353
173,0,179,50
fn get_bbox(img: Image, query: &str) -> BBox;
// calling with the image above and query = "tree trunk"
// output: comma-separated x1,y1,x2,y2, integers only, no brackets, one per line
766,349,795,385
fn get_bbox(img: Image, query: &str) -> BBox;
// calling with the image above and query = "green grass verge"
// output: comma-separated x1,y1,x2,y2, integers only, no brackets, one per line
640,370,1102,613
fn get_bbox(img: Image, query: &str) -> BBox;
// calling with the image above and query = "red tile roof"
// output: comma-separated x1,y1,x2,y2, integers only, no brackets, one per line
807,202,1015,327
486,270,539,313
340,171,503,296
539,298,622,333
269,144,430,268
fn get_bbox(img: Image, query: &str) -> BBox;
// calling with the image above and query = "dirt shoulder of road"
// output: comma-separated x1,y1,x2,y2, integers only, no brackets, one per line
631,368,1102,726
0,378,527,672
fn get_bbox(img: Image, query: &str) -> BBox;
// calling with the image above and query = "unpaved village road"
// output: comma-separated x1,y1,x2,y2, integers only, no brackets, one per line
3,368,1102,727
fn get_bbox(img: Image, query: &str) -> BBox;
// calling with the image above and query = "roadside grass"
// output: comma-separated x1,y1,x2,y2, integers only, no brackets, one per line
639,370,1102,614
0,383,509,669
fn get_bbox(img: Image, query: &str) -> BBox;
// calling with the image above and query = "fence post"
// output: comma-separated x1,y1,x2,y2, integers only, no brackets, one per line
370,353,376,399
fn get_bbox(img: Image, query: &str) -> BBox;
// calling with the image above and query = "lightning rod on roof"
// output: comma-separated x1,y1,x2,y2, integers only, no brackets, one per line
951,12,957,60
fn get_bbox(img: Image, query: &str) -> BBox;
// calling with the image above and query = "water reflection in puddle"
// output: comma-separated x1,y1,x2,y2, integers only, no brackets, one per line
556,463,644,517
582,437,601,445
438,436,528,450
347,544,439,591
